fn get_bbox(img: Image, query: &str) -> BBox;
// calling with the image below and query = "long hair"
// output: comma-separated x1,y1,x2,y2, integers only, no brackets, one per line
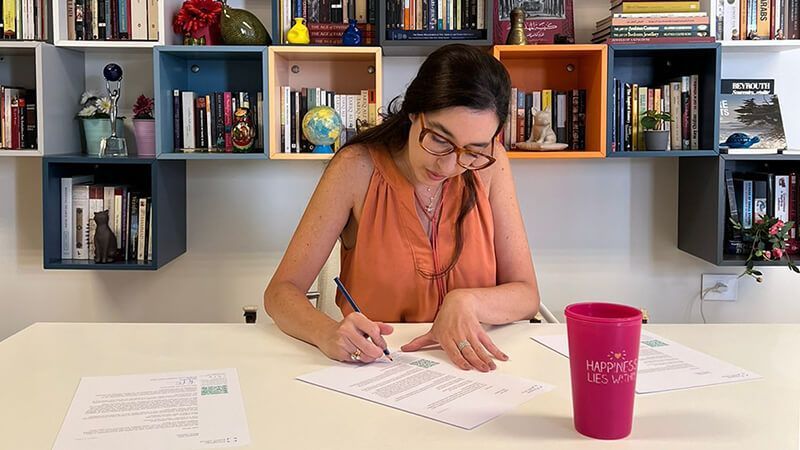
343,44,511,277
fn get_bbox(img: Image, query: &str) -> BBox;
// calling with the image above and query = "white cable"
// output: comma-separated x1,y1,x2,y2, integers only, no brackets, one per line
699,282,727,324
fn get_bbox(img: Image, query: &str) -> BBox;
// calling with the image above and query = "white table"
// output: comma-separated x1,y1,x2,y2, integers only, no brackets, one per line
1,322,798,449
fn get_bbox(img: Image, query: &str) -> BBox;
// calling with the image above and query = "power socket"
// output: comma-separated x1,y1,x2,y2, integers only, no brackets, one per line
701,274,738,301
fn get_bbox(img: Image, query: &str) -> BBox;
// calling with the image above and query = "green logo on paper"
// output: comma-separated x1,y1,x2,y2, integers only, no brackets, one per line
643,339,668,348
201,385,228,395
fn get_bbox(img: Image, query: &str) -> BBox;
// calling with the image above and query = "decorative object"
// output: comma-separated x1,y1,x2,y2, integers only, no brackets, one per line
719,79,786,154
287,17,310,44
342,19,363,45
132,94,156,157
641,110,672,151
99,63,128,157
232,105,255,152
505,7,527,45
173,0,222,45
76,90,124,156
494,0,575,45
729,215,799,282
302,106,343,154
93,210,118,263
554,33,574,44
220,1,271,45
515,108,568,151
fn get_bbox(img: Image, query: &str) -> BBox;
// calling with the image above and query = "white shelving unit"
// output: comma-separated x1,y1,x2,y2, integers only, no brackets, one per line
719,39,800,52
0,41,85,157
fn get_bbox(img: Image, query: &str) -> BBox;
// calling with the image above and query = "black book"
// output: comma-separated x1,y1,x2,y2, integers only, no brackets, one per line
215,92,225,149
24,92,36,149
172,90,182,150
98,0,106,39
75,0,85,39
195,97,207,149
18,97,26,149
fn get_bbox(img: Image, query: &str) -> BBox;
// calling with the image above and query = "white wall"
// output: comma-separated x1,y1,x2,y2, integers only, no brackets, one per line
3,7,800,341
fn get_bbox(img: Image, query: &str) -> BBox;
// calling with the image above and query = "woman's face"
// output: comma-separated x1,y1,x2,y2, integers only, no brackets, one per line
405,106,499,187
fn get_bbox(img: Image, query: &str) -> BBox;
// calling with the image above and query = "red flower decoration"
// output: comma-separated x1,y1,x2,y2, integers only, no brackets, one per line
133,95,155,119
173,0,222,34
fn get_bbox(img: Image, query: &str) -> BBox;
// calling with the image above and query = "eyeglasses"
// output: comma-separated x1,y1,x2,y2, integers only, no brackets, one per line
418,113,496,170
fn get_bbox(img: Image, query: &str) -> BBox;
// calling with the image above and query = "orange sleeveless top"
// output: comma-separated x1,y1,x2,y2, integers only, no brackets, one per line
336,147,497,322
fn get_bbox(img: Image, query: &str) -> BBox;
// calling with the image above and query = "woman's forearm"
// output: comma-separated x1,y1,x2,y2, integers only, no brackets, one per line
451,282,540,325
264,281,337,348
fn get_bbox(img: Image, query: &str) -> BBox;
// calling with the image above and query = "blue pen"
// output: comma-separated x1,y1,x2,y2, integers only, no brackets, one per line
333,277,393,361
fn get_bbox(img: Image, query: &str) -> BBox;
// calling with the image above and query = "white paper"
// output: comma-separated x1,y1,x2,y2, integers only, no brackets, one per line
531,332,762,394
297,352,553,430
53,368,251,450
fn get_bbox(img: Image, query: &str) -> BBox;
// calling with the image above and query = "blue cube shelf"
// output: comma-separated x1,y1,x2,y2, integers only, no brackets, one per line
607,43,721,157
42,155,187,270
153,46,268,160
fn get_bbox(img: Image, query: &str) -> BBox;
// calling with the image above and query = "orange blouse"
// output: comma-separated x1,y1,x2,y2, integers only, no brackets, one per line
336,147,497,322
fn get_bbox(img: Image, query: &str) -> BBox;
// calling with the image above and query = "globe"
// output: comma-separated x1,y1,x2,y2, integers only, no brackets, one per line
302,106,342,154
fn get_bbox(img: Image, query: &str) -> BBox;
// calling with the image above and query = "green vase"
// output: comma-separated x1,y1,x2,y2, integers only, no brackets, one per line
219,2,272,45
82,118,125,156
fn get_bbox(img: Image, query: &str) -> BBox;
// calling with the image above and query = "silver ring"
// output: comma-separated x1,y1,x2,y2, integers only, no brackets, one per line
457,340,471,351
350,349,362,361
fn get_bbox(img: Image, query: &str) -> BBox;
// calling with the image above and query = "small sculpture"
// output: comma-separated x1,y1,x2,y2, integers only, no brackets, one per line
515,108,569,151
220,1,271,45
720,132,761,149
93,210,118,263
342,19,363,45
99,63,128,157
287,17,310,44
506,7,527,45
232,103,255,152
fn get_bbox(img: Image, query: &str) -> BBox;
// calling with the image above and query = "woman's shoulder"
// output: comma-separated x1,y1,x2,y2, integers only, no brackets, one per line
328,143,375,179
475,142,512,197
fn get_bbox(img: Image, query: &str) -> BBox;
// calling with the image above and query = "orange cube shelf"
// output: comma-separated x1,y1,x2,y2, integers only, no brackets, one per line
493,44,608,159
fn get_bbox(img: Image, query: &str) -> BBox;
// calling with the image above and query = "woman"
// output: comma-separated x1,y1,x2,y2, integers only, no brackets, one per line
264,44,540,372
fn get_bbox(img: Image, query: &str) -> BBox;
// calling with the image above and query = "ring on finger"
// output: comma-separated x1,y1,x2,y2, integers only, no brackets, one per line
350,348,362,361
457,340,471,352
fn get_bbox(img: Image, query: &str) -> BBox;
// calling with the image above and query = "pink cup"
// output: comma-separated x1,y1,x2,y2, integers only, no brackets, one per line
565,302,642,440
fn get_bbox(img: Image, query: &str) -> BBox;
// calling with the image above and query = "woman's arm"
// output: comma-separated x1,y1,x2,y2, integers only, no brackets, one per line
264,147,390,363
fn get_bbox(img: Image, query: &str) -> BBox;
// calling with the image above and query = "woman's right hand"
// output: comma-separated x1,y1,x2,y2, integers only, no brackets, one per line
318,313,394,363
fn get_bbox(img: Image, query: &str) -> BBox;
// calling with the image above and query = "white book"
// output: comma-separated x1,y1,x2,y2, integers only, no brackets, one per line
91,0,99,38
147,0,158,40
103,185,115,225
284,87,291,153
781,149,800,155
775,175,789,222
181,91,196,149
477,0,484,29
61,176,93,259
205,95,212,150
663,85,671,150
320,89,327,107
72,184,91,260
131,0,148,39
743,180,753,229
670,82,682,150
638,87,648,151
722,0,740,40
147,203,153,261
360,90,369,126
137,198,147,261
113,191,123,250
347,95,356,131
724,148,779,155
88,187,103,260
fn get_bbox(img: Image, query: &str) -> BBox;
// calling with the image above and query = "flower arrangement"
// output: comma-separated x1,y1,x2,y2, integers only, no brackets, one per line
173,0,222,39
77,91,113,119
730,215,800,281
132,95,155,120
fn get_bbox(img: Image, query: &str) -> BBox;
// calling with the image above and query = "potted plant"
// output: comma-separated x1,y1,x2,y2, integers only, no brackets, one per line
173,0,222,45
132,95,156,157
730,216,800,282
641,110,673,151
77,91,124,157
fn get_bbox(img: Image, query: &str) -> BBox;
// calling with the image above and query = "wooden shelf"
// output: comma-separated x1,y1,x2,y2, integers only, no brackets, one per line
42,156,186,271
494,44,608,160
270,152,334,160
608,150,719,158
54,40,160,49
267,46,382,159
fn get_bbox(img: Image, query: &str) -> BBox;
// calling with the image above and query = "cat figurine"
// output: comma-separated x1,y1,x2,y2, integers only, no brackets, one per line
527,107,557,145
93,210,118,263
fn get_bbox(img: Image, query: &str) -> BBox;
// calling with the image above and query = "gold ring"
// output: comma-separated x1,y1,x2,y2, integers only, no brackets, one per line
350,349,362,361
457,340,471,351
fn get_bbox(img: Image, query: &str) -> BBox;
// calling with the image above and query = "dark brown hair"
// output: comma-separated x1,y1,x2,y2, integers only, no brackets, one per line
343,44,511,277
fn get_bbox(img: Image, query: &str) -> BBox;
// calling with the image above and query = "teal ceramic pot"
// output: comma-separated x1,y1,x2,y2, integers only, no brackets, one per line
82,118,125,156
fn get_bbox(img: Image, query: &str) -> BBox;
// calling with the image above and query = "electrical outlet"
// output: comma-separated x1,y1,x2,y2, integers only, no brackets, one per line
701,274,738,301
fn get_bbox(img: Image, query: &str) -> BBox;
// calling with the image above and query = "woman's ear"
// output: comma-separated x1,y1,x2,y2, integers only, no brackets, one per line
408,113,417,123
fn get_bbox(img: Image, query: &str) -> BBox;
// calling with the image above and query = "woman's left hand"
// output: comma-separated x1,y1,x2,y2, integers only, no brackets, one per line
400,290,509,372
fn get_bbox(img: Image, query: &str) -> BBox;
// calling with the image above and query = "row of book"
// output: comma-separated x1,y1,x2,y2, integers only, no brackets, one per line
60,176,153,262
66,0,159,40
610,75,700,152
1,0,48,39
0,86,36,150
384,0,488,40
502,88,587,150
716,0,800,40
279,87,377,153
592,1,714,44
725,170,799,255
172,90,263,153
278,0,377,44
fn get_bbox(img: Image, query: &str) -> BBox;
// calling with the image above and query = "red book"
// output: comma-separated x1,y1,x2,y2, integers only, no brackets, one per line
223,91,233,152
10,97,20,149
126,0,132,40
789,172,798,254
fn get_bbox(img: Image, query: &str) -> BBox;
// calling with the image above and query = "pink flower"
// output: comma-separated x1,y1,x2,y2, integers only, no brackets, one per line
773,248,784,259
763,250,772,260
770,220,785,236
756,218,765,225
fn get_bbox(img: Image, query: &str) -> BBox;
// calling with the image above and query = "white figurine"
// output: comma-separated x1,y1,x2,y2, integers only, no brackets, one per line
515,107,568,151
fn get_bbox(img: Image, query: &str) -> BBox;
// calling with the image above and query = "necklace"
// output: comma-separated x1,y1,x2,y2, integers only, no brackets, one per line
418,184,443,215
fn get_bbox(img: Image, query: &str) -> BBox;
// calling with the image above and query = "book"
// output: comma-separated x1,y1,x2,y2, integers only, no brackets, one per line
493,0,574,44
610,1,701,13
719,81,787,153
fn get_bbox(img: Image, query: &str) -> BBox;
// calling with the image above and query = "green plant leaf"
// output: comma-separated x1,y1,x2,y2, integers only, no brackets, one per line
751,270,763,276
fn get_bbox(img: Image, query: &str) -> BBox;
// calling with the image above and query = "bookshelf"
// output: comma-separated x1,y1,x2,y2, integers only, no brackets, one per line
606,43,721,157
153,46,268,159
678,155,800,266
42,155,186,270
493,44,607,159
719,40,800,53
0,42,85,157
267,46,382,160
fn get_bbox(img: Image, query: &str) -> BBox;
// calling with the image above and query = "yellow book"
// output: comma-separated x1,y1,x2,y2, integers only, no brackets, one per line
542,90,552,127
756,0,771,38
631,84,638,151
613,1,701,13
3,0,16,38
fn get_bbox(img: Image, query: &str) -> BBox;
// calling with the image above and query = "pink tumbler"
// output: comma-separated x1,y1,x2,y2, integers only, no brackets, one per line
565,302,642,440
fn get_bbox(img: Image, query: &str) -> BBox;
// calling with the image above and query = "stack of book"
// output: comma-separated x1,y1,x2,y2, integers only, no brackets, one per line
277,0,377,44
279,87,377,153
1,0,48,39
66,0,159,41
503,88,587,151
610,75,700,152
172,90,263,153
384,0,487,41
717,0,800,40
60,176,153,263
592,1,713,44
0,86,37,151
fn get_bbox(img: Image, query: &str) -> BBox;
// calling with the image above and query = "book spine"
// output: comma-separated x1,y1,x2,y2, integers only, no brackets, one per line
787,0,798,38
638,86,647,150
182,91,196,149
147,0,157,39
669,82,682,150
788,172,798,254
605,36,715,43
62,178,74,259
195,97,206,148
131,0,145,39
147,199,152,261
17,97,25,149
137,197,146,261
114,188,123,251
618,1,701,13
690,74,699,149
775,175,789,222
73,185,90,259
109,0,116,38
385,28,483,38
88,185,103,260
681,76,690,149
756,0,771,37
743,180,753,229
98,0,106,38
118,0,128,38
10,97,19,149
